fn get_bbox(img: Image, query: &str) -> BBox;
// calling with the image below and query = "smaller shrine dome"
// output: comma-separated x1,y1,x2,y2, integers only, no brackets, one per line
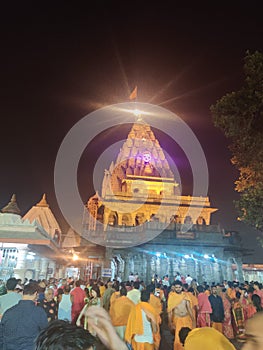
1,194,21,215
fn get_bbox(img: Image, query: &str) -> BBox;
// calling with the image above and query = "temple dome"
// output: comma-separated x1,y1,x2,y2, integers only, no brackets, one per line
1,194,21,215
23,194,61,239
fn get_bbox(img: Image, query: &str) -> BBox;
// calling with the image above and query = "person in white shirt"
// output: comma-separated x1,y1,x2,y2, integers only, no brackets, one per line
125,290,158,350
162,275,170,287
128,273,135,283
175,272,182,281
185,275,193,285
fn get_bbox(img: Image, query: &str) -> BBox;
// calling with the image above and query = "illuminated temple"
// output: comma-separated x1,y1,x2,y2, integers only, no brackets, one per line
87,117,216,228
81,114,247,284
0,107,260,283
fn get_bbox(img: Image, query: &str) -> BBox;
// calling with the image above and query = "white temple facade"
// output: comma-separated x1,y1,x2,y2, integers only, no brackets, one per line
0,194,68,281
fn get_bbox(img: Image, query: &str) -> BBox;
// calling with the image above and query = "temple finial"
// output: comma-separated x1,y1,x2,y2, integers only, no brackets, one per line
2,194,21,215
37,193,49,207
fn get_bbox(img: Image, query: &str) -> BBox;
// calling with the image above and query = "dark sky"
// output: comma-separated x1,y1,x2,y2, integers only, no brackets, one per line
1,3,262,262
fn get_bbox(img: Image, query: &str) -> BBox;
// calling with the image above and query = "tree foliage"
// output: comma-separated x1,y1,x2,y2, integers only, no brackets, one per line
210,51,263,233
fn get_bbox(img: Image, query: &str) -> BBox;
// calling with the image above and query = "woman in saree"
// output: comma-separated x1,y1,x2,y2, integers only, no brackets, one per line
76,285,101,335
220,288,234,339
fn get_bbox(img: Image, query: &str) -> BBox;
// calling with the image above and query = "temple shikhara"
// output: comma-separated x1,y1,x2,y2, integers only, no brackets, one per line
80,112,249,283
86,115,216,229
0,108,260,283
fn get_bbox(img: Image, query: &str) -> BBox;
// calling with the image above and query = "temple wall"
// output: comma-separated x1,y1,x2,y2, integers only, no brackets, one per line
112,231,244,285
101,200,215,227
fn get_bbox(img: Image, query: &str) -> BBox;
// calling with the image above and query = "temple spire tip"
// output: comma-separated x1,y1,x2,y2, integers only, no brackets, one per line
1,194,21,215
37,193,49,207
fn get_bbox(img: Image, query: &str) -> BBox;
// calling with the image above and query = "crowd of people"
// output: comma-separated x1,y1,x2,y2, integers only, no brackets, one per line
0,273,263,350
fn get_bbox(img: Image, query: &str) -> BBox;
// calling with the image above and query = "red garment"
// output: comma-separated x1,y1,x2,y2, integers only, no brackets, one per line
197,292,212,327
197,313,211,327
70,287,86,324
253,289,263,307
221,293,234,339
242,298,257,320
181,276,186,284
198,293,212,312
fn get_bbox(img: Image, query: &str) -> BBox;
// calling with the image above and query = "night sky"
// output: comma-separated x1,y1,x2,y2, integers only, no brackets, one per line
1,3,262,261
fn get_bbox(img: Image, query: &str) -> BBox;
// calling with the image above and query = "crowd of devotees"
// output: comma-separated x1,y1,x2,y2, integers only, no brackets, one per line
0,273,263,350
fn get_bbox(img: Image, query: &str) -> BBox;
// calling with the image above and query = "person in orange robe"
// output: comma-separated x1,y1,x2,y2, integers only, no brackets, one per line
125,290,160,350
154,284,165,305
226,282,236,301
179,326,236,350
186,287,198,326
110,288,120,306
147,284,162,325
98,281,106,298
167,281,195,350
109,287,135,340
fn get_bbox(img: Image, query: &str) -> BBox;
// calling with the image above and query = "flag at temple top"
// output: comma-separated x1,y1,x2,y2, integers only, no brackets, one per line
129,86,137,100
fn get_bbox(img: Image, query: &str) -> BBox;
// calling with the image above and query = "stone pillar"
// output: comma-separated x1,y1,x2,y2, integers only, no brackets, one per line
164,258,170,279
34,257,41,281
131,213,136,226
103,212,109,226
100,248,113,281
16,247,28,270
169,258,174,282
188,259,195,278
78,266,85,280
146,255,152,285
214,262,223,283
204,262,213,284
233,257,244,283
174,259,180,275
197,260,203,284
58,265,65,279
153,256,158,277
180,257,187,277
46,259,55,280
39,258,49,280
139,255,146,282
216,254,225,282
226,259,233,281
193,259,197,280
118,213,123,226
104,248,113,269
130,255,134,274
115,254,124,280
134,254,142,279
123,253,131,281
212,262,220,283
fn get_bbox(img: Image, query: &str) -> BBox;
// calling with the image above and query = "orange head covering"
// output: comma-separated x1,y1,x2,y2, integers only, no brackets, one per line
184,327,235,350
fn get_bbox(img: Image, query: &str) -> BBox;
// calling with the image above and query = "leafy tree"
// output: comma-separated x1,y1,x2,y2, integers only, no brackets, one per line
210,51,263,233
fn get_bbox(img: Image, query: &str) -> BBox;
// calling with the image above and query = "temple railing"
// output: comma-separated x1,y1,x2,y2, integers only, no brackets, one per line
82,222,241,248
